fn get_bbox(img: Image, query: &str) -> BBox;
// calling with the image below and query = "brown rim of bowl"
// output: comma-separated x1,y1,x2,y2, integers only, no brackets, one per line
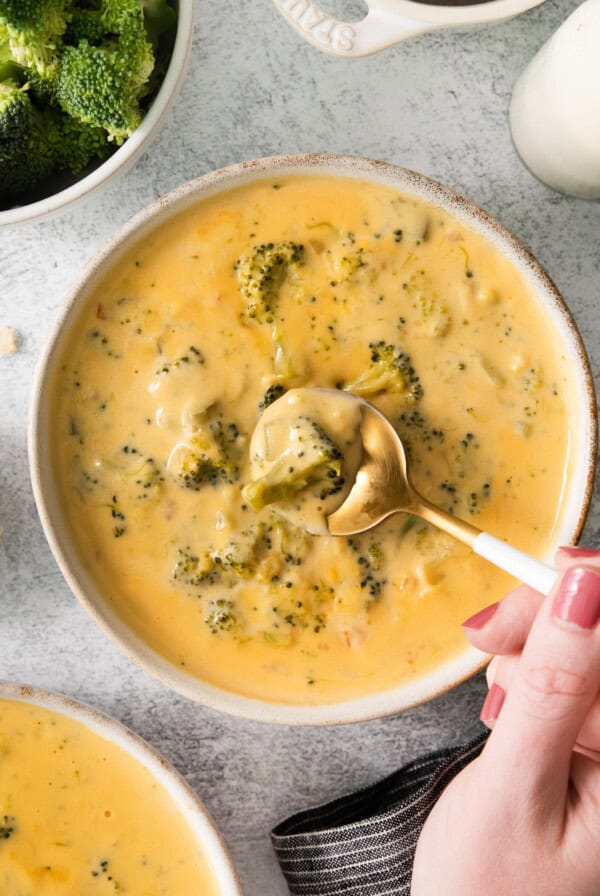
0,680,243,894
28,153,598,726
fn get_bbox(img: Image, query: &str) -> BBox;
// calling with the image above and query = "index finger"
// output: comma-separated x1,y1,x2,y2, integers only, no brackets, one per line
462,546,600,656
481,565,600,815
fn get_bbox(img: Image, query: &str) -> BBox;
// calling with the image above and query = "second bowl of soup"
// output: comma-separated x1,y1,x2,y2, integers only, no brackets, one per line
0,682,241,893
30,154,596,724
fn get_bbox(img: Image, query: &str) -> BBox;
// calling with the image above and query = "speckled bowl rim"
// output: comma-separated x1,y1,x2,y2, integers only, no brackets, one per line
0,680,243,894
29,153,598,726
0,1,194,227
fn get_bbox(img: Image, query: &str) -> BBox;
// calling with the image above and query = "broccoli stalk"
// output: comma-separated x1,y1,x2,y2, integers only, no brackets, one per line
343,341,424,400
243,416,344,511
236,241,304,323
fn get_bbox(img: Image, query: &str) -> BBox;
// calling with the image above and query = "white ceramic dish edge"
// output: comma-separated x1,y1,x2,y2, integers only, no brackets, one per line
29,152,598,726
0,680,243,895
0,0,194,227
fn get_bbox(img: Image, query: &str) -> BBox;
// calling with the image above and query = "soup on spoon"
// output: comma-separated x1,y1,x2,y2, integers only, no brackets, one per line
243,388,362,535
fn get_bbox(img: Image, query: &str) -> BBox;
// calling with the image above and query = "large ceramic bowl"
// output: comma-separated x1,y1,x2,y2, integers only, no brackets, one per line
0,681,242,894
29,154,597,725
0,2,194,227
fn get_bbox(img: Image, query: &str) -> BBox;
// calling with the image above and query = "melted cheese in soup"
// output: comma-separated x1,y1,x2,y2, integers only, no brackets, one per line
51,175,574,705
0,698,220,894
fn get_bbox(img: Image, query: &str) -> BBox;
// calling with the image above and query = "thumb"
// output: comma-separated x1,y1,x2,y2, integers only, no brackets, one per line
481,565,600,809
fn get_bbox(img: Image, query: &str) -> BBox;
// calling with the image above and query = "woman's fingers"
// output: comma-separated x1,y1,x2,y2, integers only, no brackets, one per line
462,584,542,655
556,546,600,571
486,653,600,759
480,566,600,810
462,547,600,656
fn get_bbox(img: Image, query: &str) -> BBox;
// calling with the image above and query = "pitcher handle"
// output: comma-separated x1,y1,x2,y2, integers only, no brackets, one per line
272,0,433,57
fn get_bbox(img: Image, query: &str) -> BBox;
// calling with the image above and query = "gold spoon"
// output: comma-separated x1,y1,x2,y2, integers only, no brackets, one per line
327,395,559,595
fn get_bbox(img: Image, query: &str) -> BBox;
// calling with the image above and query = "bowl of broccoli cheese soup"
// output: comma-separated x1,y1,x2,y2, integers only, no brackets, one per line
30,154,597,725
0,682,241,894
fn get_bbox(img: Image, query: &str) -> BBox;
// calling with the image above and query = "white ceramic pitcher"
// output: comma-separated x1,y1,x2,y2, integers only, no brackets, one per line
509,0,600,198
272,0,547,57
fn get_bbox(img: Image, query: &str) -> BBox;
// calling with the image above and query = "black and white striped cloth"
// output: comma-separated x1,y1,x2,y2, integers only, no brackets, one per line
271,732,487,896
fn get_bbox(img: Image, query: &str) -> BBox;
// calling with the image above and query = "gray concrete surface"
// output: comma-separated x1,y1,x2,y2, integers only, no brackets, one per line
1,1,599,892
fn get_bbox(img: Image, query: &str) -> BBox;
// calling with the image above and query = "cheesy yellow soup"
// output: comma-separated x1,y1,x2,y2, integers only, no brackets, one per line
52,175,574,705
0,697,221,894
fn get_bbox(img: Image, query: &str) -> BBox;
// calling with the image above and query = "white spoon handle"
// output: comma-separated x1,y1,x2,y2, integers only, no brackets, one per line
473,532,559,596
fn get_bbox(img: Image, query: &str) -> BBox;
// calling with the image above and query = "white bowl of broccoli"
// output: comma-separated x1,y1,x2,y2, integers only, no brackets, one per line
0,0,194,225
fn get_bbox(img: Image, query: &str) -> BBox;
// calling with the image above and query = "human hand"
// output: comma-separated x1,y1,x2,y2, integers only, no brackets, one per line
411,551,600,896
466,546,600,759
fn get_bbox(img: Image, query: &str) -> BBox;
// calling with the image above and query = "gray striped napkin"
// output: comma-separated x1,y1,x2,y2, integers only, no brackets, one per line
272,732,487,895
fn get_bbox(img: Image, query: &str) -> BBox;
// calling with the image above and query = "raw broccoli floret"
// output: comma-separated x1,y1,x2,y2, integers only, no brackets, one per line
56,39,145,143
52,110,112,173
0,1,177,198
0,80,55,196
237,241,304,323
100,0,154,90
343,341,424,400
56,0,165,142
243,416,344,510
0,0,70,77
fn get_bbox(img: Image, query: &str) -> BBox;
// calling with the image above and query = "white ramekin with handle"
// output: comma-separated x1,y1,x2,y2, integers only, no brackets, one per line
272,0,547,57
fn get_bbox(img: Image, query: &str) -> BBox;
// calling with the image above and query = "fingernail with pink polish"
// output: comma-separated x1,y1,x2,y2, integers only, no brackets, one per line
552,566,600,630
480,683,505,723
462,602,499,630
558,546,599,559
